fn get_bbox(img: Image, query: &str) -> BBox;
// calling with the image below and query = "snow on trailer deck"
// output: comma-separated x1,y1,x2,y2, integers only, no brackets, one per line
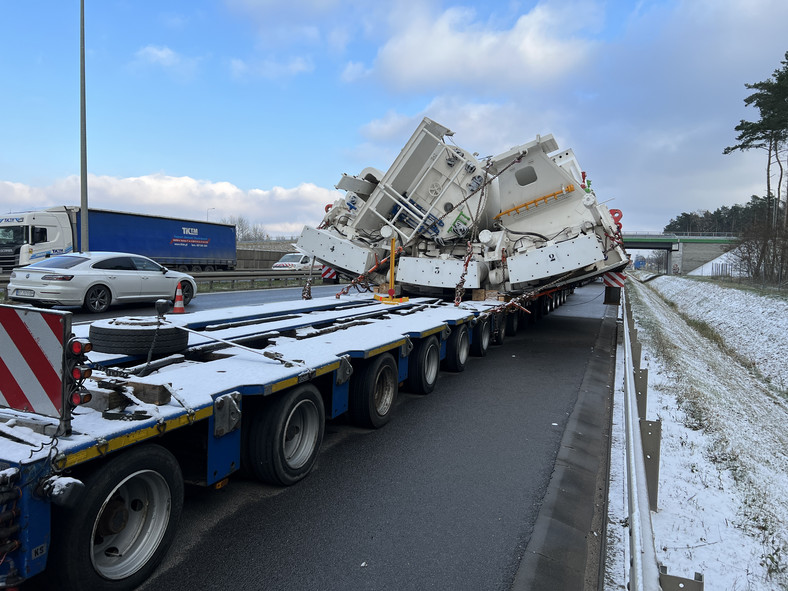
1,294,499,473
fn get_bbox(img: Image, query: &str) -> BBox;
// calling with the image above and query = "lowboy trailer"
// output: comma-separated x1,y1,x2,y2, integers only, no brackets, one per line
0,285,574,590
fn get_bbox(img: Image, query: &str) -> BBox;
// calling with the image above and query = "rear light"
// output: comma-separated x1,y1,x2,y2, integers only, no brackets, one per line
69,339,93,355
71,366,92,381
70,390,92,406
66,338,93,408
41,274,74,281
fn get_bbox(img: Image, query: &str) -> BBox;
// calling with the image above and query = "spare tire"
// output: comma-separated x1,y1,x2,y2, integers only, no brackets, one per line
89,317,188,356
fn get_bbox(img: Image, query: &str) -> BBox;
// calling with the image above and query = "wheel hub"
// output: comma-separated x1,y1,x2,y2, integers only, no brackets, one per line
98,497,130,537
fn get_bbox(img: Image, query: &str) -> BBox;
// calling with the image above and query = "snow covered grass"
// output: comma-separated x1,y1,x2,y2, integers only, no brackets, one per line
606,274,788,590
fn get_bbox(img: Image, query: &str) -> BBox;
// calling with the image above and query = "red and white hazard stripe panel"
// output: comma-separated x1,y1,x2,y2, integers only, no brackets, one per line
0,307,67,417
603,272,626,288
321,265,337,279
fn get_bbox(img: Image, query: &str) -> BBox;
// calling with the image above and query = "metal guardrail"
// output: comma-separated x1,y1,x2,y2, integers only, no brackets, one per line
621,287,703,591
0,270,323,301
190,269,322,290
622,231,738,237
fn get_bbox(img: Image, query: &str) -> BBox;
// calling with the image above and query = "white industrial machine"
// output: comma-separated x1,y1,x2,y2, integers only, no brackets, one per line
297,118,628,297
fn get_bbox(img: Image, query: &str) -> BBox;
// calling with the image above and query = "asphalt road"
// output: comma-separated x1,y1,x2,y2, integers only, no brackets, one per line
67,283,346,322
132,282,615,591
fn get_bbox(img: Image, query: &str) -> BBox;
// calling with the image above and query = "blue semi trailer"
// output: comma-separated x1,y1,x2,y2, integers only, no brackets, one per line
0,206,236,272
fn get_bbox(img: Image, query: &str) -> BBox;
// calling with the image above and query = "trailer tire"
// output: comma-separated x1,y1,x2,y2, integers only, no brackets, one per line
470,316,491,357
350,353,398,428
442,324,469,373
492,314,506,346
84,284,112,314
505,311,520,336
89,319,188,356
405,335,440,395
47,445,183,591
242,384,325,486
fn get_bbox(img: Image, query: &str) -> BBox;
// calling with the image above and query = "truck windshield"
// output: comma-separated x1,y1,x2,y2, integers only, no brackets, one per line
0,226,25,246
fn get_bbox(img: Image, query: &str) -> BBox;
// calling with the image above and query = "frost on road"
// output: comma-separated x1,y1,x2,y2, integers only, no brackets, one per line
609,275,788,590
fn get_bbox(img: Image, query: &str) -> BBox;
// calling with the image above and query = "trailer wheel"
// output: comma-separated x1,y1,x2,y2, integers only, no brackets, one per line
492,313,506,346
505,311,520,336
470,316,491,357
350,353,398,428
47,445,183,591
442,324,469,373
242,384,325,486
89,318,188,356
84,284,112,314
405,335,440,395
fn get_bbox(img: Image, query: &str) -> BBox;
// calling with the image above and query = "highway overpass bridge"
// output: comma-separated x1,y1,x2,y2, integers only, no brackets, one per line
621,232,738,274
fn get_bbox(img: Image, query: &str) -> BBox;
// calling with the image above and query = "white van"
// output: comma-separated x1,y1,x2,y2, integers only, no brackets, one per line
272,253,321,271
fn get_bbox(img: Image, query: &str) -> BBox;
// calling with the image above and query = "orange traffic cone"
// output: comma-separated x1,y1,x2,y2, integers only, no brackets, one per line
173,282,185,314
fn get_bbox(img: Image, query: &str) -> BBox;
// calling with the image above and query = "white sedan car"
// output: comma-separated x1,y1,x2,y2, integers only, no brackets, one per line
7,252,197,313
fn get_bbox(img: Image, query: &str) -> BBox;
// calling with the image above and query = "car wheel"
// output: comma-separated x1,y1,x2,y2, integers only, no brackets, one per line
178,282,195,306
84,285,112,314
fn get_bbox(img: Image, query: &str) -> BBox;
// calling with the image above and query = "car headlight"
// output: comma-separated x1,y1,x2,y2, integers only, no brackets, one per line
41,274,74,281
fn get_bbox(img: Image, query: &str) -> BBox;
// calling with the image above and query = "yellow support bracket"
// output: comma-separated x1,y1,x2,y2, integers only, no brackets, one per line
494,184,574,220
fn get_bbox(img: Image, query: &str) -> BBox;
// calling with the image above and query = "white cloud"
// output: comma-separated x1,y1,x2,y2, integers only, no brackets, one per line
136,45,181,68
354,98,567,171
132,45,200,80
373,2,599,91
0,174,340,237
230,58,249,78
340,61,371,83
229,55,314,80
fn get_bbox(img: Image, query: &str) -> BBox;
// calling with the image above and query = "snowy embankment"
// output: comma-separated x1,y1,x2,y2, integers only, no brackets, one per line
606,275,788,590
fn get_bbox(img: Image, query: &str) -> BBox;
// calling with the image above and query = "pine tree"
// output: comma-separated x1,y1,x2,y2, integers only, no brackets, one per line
724,51,788,227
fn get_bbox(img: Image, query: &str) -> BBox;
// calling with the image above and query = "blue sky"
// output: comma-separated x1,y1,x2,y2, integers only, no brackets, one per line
1,0,786,235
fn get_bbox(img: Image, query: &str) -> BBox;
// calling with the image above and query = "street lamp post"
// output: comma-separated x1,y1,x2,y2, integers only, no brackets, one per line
79,0,89,251
207,207,216,221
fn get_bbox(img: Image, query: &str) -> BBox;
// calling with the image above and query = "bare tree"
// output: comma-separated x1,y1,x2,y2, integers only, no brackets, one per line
221,215,270,242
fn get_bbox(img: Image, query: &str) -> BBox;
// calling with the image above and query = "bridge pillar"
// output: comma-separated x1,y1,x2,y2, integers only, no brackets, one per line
670,244,683,275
